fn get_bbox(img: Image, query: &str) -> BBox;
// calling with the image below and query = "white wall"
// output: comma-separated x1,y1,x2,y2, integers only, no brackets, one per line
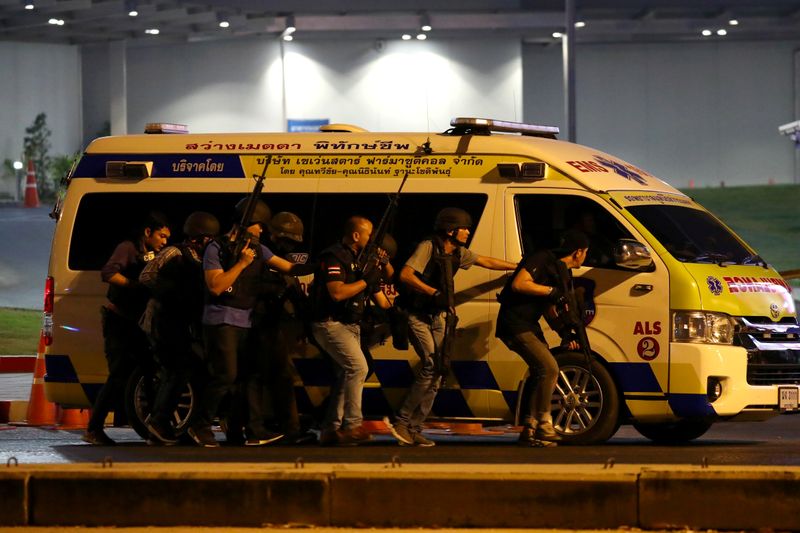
524,40,798,187
126,37,285,134
122,36,522,135
0,42,81,197
282,38,522,132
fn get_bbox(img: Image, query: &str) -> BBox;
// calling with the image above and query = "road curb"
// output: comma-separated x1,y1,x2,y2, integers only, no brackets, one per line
639,469,800,530
1,464,799,528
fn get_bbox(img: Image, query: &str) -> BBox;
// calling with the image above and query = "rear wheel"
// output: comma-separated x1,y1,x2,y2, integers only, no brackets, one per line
633,419,713,443
551,352,620,444
125,366,196,440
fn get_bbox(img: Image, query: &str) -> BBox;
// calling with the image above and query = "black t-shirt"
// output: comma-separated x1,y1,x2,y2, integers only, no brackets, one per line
496,250,563,338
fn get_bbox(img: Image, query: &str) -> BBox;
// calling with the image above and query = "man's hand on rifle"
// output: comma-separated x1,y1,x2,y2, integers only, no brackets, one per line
362,265,383,292
238,247,256,267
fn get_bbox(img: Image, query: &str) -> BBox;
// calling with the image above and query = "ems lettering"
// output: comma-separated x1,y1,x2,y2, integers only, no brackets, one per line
633,321,661,335
567,160,609,173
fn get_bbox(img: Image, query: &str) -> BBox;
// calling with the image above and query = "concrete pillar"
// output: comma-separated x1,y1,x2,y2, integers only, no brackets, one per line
109,40,127,135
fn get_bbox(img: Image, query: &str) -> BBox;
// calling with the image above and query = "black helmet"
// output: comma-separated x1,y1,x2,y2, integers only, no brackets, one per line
434,207,472,232
268,211,304,242
380,233,398,260
234,197,271,227
183,211,220,238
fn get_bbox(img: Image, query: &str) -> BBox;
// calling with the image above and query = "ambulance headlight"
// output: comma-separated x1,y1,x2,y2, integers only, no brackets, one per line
672,311,735,345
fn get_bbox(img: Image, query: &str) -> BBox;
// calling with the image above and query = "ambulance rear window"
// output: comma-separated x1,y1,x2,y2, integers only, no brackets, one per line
69,192,487,271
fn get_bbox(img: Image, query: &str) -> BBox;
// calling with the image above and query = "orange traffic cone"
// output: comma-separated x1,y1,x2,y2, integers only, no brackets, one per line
23,335,58,426
23,159,40,208
56,406,90,429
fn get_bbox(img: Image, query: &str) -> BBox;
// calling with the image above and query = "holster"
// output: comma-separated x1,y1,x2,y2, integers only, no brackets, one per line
388,306,409,350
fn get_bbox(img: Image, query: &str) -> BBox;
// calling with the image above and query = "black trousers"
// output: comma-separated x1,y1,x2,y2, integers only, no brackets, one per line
88,308,149,431
199,324,249,430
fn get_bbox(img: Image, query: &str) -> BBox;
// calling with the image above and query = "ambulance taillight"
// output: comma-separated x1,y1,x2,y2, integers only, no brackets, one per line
42,276,54,346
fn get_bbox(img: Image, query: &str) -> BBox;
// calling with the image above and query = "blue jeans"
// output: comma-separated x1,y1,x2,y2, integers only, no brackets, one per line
501,331,559,426
312,320,368,431
396,311,446,433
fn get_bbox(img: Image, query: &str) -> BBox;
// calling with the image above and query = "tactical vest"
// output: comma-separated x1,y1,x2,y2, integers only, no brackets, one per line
106,240,150,320
405,237,460,312
311,242,363,323
205,237,263,310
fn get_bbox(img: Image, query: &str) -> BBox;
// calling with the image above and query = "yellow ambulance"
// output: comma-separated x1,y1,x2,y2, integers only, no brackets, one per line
44,117,799,444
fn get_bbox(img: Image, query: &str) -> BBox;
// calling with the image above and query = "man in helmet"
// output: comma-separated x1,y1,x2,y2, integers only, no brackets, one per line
246,211,317,445
310,216,392,446
83,211,170,446
191,198,314,448
385,207,515,447
138,211,220,444
495,229,588,447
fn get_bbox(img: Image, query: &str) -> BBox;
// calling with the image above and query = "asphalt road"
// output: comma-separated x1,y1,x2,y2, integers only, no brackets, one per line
2,414,800,466
0,205,54,309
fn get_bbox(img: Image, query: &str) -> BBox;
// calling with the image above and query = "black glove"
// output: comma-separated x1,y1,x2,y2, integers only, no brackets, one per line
547,286,565,305
432,289,450,309
362,267,382,291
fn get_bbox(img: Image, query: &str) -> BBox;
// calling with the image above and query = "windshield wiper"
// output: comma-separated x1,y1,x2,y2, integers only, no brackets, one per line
741,254,768,268
694,252,735,266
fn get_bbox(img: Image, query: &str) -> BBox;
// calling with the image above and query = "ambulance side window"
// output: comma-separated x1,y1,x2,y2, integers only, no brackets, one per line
515,194,633,269
70,192,487,271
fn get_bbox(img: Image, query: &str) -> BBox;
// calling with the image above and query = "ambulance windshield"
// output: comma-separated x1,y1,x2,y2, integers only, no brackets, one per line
627,204,752,265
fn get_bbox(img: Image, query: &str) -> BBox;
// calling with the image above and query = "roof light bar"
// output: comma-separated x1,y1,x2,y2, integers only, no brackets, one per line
144,122,188,134
449,117,559,138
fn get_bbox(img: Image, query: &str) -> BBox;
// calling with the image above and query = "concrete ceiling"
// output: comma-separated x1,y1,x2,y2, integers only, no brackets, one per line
1,0,799,46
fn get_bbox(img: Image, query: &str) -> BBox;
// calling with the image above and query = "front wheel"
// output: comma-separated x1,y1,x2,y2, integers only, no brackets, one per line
633,419,713,443
550,352,620,445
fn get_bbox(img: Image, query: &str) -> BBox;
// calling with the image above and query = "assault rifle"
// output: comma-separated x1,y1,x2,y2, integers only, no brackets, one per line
552,260,594,372
228,155,272,268
434,243,458,386
356,171,409,276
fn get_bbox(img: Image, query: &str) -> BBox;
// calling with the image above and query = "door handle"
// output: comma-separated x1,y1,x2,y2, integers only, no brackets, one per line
633,284,653,293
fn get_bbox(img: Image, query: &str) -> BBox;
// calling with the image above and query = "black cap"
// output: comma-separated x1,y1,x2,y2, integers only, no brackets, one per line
553,229,589,256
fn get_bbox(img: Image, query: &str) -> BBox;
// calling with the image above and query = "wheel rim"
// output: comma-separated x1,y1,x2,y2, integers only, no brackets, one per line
551,364,604,436
134,375,194,432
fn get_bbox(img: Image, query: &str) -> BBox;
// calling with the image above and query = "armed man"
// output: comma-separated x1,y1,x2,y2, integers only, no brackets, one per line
311,216,391,446
138,211,220,445
247,211,317,445
190,198,313,448
83,211,170,446
495,229,589,447
385,207,516,447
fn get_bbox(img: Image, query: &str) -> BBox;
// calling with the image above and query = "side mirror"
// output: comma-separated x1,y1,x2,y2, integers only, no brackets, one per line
614,239,654,270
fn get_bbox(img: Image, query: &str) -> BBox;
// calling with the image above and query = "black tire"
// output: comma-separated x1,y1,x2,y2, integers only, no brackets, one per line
633,419,713,443
124,366,196,440
551,351,620,444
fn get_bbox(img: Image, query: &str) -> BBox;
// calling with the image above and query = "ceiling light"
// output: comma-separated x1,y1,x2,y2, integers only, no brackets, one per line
416,33,427,40
420,13,431,32
48,18,64,25
24,3,34,9
552,32,563,38
716,28,727,36
701,29,712,36
13,161,23,170
124,0,137,17
401,34,411,40
219,21,229,28
145,28,159,35
283,34,293,41
575,21,586,28
728,19,739,26
284,14,296,34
